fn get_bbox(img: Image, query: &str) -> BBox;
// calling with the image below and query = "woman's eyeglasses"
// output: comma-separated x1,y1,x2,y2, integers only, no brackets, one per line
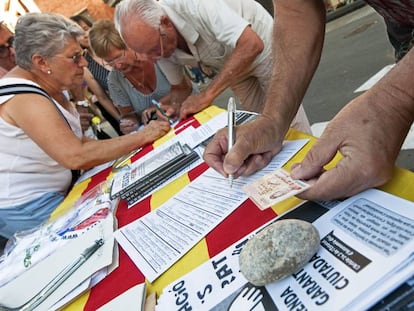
54,49,87,65
103,49,126,67
0,36,14,59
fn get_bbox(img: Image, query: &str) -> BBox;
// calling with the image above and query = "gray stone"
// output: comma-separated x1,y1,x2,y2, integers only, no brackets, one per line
239,219,320,286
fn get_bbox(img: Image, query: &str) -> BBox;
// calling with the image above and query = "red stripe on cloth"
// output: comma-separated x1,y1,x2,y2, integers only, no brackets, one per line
188,162,209,181
116,196,152,228
82,166,112,193
84,246,146,310
83,196,151,309
205,200,278,258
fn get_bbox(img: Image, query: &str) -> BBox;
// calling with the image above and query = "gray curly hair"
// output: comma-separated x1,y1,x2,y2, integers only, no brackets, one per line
14,12,84,70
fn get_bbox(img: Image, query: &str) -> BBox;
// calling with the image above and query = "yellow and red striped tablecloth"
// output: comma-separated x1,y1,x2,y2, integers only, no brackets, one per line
57,105,414,310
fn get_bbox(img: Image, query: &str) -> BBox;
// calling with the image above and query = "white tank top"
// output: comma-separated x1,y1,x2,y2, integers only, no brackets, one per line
0,78,82,207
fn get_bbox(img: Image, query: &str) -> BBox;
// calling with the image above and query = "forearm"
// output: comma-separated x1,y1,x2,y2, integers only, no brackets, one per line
118,105,136,117
159,93,172,105
85,70,121,120
97,95,121,120
365,48,414,153
373,48,414,121
69,132,154,170
203,26,264,102
264,0,325,133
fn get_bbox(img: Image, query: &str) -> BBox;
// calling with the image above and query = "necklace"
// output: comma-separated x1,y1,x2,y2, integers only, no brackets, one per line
127,67,147,91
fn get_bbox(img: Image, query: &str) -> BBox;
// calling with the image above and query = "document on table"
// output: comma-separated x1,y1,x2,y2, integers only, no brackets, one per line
0,215,114,310
114,139,309,282
157,189,414,311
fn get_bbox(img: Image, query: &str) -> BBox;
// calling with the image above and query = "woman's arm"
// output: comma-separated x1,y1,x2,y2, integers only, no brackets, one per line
2,93,170,170
84,68,121,121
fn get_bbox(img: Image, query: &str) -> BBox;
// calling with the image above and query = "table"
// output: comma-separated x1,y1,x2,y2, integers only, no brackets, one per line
58,105,414,310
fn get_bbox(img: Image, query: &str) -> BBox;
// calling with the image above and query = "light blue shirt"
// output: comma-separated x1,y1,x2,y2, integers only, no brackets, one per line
108,63,171,116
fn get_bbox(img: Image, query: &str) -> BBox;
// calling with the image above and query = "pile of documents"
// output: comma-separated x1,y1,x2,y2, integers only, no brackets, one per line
0,187,116,310
110,142,200,206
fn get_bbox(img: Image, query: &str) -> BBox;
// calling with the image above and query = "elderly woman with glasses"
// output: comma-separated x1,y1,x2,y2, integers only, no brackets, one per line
0,21,16,78
0,13,170,240
89,19,195,134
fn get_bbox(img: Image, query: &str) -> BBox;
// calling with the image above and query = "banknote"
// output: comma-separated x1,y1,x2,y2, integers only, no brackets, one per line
242,168,310,210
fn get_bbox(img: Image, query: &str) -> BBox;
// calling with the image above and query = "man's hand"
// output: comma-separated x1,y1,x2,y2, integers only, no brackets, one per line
179,92,212,120
165,76,193,119
203,115,284,179
291,92,411,201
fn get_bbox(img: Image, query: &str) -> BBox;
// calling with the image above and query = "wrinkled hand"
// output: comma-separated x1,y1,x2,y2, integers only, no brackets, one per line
179,92,211,120
78,111,94,132
141,106,157,125
203,115,284,179
140,119,171,142
119,117,139,134
291,95,407,201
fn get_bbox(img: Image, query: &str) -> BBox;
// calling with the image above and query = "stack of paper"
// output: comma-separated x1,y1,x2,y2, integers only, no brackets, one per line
110,142,200,206
0,197,116,310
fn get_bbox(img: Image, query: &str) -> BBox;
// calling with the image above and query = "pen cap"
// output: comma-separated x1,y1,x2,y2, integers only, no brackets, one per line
227,97,236,113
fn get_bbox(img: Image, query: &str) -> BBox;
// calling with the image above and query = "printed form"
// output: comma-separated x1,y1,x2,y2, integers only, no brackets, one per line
114,139,309,282
156,190,414,311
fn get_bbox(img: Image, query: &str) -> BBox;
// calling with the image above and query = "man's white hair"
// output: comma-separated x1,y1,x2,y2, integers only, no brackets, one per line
114,0,165,36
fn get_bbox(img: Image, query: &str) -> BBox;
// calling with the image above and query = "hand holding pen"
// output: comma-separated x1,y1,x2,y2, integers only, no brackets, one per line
151,99,174,125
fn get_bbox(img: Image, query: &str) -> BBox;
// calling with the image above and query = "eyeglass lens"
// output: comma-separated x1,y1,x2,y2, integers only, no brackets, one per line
72,49,87,64
104,50,125,66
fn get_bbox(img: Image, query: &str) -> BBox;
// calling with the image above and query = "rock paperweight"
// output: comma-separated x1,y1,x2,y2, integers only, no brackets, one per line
239,219,320,286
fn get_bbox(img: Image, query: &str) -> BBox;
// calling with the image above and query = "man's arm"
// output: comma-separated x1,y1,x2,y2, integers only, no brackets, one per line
203,0,326,178
291,47,414,200
179,26,264,119
263,0,326,137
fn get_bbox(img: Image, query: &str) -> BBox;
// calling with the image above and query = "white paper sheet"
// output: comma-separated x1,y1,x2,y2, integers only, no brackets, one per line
156,189,414,311
0,216,114,310
114,139,309,282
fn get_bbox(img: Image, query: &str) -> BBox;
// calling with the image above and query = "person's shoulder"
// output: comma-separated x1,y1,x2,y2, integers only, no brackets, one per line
107,70,123,82
0,77,40,88
161,0,199,12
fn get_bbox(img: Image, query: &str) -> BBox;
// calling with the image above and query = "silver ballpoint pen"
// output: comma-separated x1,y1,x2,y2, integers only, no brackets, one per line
227,97,236,188
17,239,105,311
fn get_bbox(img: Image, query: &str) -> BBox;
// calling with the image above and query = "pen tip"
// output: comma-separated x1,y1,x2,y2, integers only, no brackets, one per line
228,175,234,188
